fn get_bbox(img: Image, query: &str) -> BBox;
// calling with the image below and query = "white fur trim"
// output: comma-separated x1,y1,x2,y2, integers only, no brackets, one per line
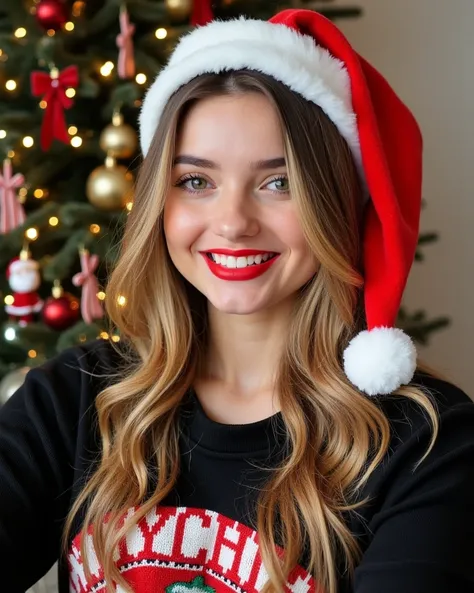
343,327,417,396
9,259,38,274
5,299,43,315
139,17,362,177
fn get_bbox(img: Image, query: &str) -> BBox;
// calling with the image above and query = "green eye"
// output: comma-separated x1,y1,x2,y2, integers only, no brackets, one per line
266,176,289,192
189,177,208,190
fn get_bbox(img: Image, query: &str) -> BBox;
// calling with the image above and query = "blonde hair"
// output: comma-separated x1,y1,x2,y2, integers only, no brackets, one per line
64,71,439,593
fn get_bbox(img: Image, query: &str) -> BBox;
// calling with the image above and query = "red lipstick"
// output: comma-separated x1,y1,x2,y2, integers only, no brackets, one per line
200,251,280,281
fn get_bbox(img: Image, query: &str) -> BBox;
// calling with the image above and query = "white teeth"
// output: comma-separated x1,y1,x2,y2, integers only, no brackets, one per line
208,253,275,268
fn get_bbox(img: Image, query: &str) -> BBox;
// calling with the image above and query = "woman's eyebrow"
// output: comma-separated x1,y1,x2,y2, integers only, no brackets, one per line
173,155,286,170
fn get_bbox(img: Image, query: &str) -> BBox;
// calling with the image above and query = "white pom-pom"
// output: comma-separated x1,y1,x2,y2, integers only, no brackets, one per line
343,327,416,396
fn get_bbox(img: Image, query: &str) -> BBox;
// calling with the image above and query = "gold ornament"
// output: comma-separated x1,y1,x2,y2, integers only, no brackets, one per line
86,156,134,211
99,112,138,159
0,367,29,405
166,0,192,22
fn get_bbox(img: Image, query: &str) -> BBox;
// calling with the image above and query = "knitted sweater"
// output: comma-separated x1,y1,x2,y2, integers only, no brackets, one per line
1,339,474,593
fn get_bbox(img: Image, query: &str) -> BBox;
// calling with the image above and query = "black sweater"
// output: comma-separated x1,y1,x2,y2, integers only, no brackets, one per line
1,339,474,593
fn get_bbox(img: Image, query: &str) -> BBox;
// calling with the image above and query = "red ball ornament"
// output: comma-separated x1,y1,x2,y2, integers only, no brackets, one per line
42,291,80,330
35,0,68,31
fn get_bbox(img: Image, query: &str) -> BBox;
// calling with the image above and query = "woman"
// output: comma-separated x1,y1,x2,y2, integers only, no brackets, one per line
1,9,474,593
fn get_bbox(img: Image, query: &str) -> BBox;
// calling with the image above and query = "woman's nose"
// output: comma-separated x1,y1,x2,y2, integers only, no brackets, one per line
210,184,260,241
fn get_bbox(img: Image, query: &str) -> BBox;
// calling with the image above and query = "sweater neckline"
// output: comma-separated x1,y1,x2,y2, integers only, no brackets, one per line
181,388,286,455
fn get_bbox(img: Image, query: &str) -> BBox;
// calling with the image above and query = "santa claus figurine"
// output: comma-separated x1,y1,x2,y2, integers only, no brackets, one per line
5,254,44,326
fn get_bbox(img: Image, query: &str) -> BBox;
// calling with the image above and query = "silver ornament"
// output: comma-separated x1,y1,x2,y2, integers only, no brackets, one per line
0,367,29,405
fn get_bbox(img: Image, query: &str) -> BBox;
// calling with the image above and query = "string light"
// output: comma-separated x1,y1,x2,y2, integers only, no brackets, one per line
99,331,109,339
4,295,14,306
68,125,78,135
65,88,76,98
22,136,34,148
64,21,75,31
47,29,55,37
79,334,87,343
28,350,37,359
7,150,14,158
89,224,101,234
126,201,133,211
4,326,16,341
117,295,127,306
19,188,28,198
14,28,27,38
112,335,121,342
100,61,114,77
49,216,59,226
72,1,86,17
25,227,38,241
5,80,17,91
0,130,6,139
39,100,47,109
70,136,82,148
97,291,106,301
155,28,167,39
135,73,147,85
33,189,44,198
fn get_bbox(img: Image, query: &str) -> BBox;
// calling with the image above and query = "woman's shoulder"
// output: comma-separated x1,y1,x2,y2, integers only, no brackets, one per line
375,370,474,464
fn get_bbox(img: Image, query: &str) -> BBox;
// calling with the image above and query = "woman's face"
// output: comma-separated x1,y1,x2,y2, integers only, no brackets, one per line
163,92,318,316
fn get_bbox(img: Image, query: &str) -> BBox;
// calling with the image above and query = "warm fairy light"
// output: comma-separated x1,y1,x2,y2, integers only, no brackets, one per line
97,291,106,301
0,130,6,139
28,350,37,359
117,295,127,306
79,334,87,342
14,28,27,38
133,99,142,107
22,136,34,148
25,227,38,240
34,189,44,198
89,224,101,234
7,150,15,158
126,201,133,211
49,216,59,226
112,335,120,342
47,29,56,37
70,136,82,147
68,125,78,135
155,28,167,39
5,79,17,91
19,188,28,198
64,21,75,31
72,1,86,17
65,88,76,98
4,295,14,306
99,331,109,339
135,73,147,85
4,326,16,341
39,100,47,109
0,50,3,56
100,61,114,77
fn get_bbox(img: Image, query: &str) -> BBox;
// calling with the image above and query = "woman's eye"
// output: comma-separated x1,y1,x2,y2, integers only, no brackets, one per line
265,176,290,193
177,175,210,192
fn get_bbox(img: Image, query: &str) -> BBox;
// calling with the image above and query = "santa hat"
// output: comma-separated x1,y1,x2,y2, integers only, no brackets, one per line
7,256,39,279
138,9,422,396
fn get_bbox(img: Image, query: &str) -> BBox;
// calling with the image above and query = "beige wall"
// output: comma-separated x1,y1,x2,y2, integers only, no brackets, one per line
336,0,474,393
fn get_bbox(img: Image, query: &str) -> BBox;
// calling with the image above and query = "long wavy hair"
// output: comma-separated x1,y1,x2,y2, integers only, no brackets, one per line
64,71,439,593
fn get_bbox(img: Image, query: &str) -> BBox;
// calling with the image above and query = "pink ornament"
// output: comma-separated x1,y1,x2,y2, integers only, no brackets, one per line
116,7,136,79
72,251,104,324
0,159,26,234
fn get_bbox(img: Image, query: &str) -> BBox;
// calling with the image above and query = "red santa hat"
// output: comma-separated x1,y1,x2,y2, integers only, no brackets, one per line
138,9,422,396
6,256,39,279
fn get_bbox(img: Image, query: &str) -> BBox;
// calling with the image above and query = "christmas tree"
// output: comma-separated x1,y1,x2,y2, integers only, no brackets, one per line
0,0,445,402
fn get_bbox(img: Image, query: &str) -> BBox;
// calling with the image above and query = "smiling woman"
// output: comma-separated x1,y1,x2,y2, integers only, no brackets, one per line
1,8,474,593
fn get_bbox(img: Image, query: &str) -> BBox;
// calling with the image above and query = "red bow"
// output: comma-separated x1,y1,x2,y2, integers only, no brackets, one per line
191,0,213,26
30,65,79,151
